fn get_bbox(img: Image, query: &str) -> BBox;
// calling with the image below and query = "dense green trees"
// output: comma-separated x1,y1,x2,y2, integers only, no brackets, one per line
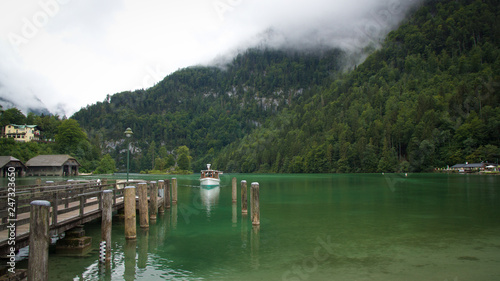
175,146,192,171
66,0,500,174
56,119,88,153
94,154,116,174
72,48,344,172
0,138,53,162
54,119,100,172
0,108,26,126
0,109,101,173
212,0,500,173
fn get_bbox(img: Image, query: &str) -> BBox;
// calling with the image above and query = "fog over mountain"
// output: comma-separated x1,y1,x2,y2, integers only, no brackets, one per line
0,0,423,116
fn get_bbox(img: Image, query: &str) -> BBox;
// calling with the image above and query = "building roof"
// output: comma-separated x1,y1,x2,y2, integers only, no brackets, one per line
0,156,24,168
26,155,80,167
6,124,38,129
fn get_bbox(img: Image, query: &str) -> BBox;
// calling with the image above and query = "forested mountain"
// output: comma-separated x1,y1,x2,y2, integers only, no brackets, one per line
73,49,345,172
73,0,500,173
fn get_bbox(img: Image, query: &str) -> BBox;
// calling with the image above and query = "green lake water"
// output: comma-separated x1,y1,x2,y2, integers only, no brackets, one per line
9,173,500,280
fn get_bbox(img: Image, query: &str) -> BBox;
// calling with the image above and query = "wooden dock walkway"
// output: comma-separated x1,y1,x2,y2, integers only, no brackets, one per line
0,180,165,257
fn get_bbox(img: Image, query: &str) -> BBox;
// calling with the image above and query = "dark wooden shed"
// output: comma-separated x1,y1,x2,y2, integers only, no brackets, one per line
26,155,80,176
0,156,26,177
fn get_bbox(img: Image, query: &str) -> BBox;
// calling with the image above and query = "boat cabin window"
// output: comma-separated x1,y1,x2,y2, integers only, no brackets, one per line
201,171,218,178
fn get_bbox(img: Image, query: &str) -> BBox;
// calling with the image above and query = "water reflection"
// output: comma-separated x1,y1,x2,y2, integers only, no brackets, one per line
232,203,237,227
138,229,149,269
251,225,260,270
241,214,248,249
171,204,178,229
199,186,220,217
123,240,136,281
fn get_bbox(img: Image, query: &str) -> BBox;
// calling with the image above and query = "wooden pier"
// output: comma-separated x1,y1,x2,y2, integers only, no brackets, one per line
0,177,261,280
0,180,165,258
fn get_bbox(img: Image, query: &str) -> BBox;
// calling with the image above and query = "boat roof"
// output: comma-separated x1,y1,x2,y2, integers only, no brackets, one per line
201,169,223,174
202,164,222,172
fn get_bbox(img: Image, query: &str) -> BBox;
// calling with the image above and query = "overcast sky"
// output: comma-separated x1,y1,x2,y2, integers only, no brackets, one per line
0,0,421,116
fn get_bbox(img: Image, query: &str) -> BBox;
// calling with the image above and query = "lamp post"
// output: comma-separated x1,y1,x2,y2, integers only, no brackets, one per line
124,127,133,182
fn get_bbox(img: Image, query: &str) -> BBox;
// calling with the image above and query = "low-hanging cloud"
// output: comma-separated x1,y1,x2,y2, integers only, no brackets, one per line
218,0,422,56
0,0,423,116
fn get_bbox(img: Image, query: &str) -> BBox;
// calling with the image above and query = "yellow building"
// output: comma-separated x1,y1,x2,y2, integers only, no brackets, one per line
3,124,40,142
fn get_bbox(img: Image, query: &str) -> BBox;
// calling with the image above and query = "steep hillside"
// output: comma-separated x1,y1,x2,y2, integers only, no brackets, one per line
73,49,345,171
214,0,500,173
73,0,500,173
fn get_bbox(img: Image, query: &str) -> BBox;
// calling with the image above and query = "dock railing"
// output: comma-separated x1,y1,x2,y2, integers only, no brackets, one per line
0,180,125,255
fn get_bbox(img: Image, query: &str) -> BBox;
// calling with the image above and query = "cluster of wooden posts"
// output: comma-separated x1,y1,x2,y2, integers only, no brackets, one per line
122,179,177,241
232,178,260,226
24,177,260,281
233,178,261,270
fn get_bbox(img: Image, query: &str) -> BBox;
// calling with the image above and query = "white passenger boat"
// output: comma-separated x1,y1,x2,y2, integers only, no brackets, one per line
200,164,222,187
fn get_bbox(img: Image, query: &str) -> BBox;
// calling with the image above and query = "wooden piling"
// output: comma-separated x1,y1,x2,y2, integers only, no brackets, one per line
158,180,165,214
251,182,260,226
232,177,237,203
165,179,171,209
124,186,137,240
241,180,248,214
64,186,70,208
149,181,158,222
52,191,58,226
101,190,113,266
172,178,178,204
28,200,51,281
98,185,104,210
137,183,149,228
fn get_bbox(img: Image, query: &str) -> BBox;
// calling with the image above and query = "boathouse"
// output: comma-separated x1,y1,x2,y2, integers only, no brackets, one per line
0,156,26,177
26,155,80,176
450,162,498,172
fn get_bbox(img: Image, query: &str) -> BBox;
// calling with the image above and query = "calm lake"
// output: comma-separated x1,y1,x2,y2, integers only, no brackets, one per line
10,173,500,280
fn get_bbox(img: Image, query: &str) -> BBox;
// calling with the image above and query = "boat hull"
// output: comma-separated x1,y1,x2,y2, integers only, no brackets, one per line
200,177,220,186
